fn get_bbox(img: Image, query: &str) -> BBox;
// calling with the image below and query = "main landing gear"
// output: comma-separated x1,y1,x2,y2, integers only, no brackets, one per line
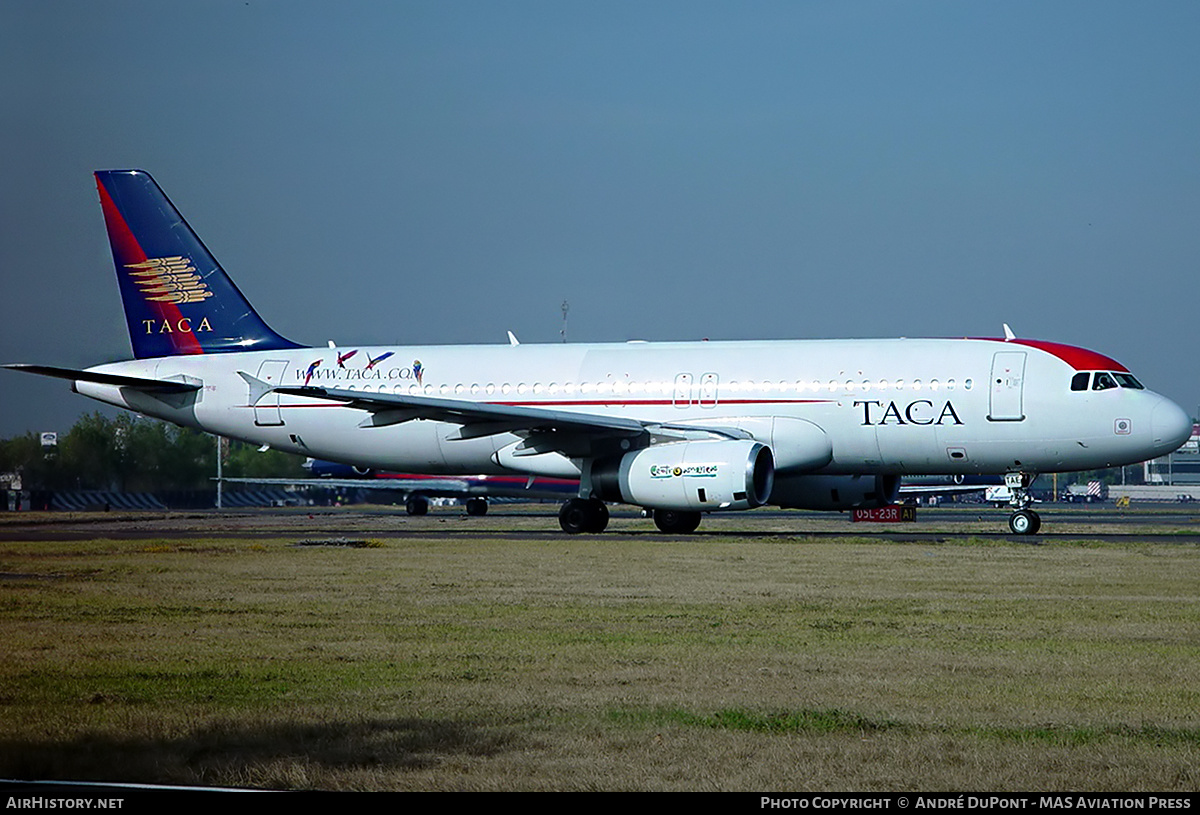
1004,472,1041,535
652,509,701,534
405,494,489,517
558,499,705,535
559,497,609,534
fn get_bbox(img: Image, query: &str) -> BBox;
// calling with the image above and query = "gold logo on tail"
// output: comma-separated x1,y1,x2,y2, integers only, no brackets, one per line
125,256,213,304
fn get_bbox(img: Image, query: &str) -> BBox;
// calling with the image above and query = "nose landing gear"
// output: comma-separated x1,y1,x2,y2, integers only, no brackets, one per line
1008,507,1041,535
1005,472,1041,535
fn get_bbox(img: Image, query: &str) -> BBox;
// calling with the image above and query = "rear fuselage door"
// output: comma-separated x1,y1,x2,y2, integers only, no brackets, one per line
253,359,289,426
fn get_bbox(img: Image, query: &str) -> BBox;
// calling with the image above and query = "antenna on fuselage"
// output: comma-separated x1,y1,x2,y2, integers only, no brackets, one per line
1003,323,1016,341
561,300,569,343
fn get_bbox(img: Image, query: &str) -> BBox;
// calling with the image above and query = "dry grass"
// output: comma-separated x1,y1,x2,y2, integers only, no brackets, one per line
1,511,1199,790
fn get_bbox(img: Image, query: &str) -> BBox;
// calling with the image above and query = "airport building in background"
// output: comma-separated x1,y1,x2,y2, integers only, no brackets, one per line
1144,423,1200,486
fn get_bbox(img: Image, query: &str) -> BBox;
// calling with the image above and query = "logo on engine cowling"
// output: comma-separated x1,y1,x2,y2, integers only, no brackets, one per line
650,464,719,478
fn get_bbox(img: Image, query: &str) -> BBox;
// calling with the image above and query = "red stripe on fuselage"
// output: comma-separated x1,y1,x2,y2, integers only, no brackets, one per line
491,399,833,407
96,176,204,356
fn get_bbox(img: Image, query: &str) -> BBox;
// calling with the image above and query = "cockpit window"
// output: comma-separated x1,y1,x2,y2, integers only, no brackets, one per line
1074,371,1145,392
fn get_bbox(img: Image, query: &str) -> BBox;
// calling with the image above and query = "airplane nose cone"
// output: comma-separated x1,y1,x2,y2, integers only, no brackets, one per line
1152,398,1192,454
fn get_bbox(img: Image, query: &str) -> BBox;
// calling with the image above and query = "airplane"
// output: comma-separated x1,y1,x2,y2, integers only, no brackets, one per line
223,458,580,516
3,170,1192,536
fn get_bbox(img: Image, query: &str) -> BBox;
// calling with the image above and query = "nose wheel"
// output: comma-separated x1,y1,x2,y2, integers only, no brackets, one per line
1008,508,1041,535
1005,472,1041,535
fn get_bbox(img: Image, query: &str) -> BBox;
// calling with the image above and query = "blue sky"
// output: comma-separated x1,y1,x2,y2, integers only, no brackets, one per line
2,1,1199,436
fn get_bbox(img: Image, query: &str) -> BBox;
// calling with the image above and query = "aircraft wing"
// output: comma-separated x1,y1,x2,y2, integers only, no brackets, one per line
273,385,750,456
217,474,578,503
2,364,201,394
218,476,473,493
898,483,990,496
276,385,645,433
898,475,1000,499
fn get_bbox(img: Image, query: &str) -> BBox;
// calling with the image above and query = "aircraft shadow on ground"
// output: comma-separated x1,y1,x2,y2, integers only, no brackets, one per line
0,717,511,786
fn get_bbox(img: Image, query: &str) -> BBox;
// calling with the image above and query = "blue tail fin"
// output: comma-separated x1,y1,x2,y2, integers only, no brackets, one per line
95,169,301,359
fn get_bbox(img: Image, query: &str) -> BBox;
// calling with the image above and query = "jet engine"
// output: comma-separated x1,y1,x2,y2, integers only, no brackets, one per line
770,473,900,510
591,439,774,511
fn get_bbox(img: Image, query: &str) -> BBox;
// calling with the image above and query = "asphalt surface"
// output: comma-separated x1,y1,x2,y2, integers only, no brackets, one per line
3,503,1200,544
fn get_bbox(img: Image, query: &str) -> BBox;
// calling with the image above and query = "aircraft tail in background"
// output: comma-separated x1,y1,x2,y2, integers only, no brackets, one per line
95,169,301,359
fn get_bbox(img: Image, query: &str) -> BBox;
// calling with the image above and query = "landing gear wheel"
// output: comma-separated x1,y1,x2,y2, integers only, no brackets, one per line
405,495,429,516
465,497,488,516
559,498,609,534
590,501,610,533
1002,472,1041,535
1008,508,1041,535
652,509,702,534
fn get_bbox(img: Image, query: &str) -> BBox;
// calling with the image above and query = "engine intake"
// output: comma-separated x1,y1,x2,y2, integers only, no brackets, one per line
592,440,774,511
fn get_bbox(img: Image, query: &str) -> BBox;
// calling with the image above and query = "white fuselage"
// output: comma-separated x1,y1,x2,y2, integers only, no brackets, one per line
74,336,1188,486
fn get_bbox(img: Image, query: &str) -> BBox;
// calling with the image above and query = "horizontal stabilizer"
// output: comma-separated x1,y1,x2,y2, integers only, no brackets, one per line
2,364,201,394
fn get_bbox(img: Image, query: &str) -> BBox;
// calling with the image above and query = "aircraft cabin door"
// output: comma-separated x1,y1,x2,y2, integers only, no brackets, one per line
988,351,1026,422
252,359,289,426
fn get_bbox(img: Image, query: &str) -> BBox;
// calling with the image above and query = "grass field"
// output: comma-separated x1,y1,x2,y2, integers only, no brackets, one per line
1,510,1198,790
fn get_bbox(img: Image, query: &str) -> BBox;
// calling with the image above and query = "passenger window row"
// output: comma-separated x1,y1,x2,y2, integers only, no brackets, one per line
332,378,976,398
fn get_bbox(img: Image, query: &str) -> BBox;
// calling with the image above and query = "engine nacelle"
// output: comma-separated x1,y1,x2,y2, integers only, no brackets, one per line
770,473,900,511
493,444,582,478
592,440,774,511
